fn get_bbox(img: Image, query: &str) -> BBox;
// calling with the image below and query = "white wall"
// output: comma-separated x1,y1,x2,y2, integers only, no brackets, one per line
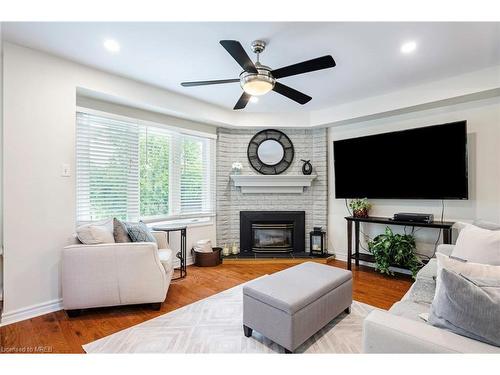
328,96,500,261
0,23,4,307
2,42,218,324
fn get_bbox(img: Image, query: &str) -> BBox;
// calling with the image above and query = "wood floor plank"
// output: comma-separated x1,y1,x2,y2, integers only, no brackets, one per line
0,260,412,354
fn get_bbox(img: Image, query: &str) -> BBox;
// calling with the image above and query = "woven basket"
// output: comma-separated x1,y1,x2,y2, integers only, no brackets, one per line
192,247,222,267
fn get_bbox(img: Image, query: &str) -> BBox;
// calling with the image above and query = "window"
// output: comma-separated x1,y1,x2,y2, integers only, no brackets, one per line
76,111,215,222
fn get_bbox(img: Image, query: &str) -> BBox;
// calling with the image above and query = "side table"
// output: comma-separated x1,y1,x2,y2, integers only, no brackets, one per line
152,225,187,280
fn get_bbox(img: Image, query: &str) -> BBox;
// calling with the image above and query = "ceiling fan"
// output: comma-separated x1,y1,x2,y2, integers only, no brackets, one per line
181,40,336,110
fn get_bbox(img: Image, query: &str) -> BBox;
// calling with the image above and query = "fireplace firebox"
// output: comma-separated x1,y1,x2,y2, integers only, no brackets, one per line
240,211,305,253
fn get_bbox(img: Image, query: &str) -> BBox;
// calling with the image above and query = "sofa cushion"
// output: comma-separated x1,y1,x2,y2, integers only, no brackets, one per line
429,268,500,347
158,248,174,273
76,218,115,245
451,224,500,265
416,258,437,281
113,218,131,243
389,300,431,322
243,262,352,314
404,278,436,304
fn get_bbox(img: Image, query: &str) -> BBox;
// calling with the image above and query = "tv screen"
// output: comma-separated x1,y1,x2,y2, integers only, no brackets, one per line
333,121,468,199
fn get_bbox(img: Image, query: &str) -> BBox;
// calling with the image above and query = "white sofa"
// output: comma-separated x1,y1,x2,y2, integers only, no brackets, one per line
62,231,175,315
363,241,500,353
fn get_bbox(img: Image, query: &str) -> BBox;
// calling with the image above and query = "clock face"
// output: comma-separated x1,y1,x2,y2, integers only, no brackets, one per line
247,129,294,175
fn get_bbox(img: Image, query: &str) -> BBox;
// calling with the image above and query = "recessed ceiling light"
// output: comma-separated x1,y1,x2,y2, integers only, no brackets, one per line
103,39,120,53
249,96,259,103
401,41,417,54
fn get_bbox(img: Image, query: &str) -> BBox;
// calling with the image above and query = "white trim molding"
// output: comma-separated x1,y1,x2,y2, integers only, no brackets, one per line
1,298,63,327
230,174,317,194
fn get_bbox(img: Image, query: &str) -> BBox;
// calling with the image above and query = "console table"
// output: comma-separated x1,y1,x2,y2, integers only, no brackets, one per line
345,216,455,271
152,225,187,280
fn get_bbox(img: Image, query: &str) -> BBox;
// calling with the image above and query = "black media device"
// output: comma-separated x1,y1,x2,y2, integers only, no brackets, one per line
393,212,434,224
333,121,468,199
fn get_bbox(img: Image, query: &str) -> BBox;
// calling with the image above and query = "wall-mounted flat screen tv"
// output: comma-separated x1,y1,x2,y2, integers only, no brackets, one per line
333,121,468,199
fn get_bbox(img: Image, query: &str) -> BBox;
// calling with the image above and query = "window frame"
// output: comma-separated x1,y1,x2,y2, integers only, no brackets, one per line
76,107,217,224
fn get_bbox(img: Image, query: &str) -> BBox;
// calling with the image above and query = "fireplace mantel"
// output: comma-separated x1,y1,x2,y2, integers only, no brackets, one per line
230,174,317,194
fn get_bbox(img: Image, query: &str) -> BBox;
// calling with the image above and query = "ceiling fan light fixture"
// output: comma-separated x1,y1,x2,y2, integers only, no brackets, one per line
242,79,274,96
240,64,275,96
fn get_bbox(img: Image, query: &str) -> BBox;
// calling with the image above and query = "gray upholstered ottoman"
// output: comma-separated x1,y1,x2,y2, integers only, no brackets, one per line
243,261,352,353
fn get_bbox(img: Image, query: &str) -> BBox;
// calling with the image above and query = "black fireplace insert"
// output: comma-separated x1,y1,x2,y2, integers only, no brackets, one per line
240,211,305,253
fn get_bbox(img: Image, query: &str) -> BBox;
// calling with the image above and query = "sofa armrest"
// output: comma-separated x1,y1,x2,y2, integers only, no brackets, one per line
62,242,168,309
151,231,170,250
363,310,500,353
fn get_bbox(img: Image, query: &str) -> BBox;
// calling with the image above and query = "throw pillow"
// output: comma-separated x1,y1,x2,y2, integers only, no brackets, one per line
429,268,500,347
451,224,500,265
194,239,212,253
76,218,115,245
435,253,500,298
113,218,131,243
472,220,500,231
125,221,157,243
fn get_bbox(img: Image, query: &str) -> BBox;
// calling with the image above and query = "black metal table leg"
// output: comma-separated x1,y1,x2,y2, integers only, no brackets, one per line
347,220,353,270
443,228,452,244
354,221,360,267
152,225,188,281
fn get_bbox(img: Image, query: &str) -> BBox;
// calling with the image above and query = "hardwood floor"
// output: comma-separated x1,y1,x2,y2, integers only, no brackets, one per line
0,260,413,354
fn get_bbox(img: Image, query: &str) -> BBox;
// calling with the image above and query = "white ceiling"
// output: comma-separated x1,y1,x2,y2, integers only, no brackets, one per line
3,22,500,113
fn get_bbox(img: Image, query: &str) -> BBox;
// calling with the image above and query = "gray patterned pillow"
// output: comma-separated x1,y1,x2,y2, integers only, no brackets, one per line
429,268,500,346
113,218,131,243
125,221,157,243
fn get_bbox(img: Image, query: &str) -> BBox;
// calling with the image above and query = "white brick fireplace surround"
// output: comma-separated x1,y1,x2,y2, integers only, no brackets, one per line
216,128,328,253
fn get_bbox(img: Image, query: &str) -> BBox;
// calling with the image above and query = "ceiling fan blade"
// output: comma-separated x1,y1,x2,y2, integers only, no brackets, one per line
220,40,258,74
234,92,251,110
181,78,239,87
273,82,312,105
271,55,336,79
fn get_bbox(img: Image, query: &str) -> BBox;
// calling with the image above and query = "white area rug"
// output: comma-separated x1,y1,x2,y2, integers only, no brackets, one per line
83,281,377,353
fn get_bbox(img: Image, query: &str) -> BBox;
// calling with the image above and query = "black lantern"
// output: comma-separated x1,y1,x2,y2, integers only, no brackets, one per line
310,227,326,256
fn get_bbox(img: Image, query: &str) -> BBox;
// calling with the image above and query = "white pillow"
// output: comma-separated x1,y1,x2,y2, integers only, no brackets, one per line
435,253,500,298
76,218,115,245
451,224,500,265
194,239,213,253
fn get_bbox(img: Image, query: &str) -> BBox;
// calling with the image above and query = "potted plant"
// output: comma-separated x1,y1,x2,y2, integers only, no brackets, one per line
349,198,372,218
367,226,423,278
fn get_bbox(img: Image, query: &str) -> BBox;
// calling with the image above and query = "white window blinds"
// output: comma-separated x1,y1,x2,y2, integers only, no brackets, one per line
76,113,139,222
76,111,215,223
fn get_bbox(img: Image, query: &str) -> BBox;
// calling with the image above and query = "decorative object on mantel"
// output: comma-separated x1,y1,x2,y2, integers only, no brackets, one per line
349,198,372,218
310,227,327,256
247,129,294,175
231,162,243,175
230,174,316,194
301,159,313,175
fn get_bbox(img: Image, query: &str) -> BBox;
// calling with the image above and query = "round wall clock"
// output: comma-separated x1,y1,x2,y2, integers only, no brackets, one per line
247,129,294,175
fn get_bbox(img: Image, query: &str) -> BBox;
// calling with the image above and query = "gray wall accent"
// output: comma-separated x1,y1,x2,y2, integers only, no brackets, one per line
216,128,328,253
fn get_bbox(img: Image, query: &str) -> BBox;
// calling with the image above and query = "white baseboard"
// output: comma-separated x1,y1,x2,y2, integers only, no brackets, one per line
0,298,63,327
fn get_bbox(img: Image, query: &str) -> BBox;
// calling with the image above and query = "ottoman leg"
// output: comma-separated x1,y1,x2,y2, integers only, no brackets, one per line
243,325,253,337
344,306,351,314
